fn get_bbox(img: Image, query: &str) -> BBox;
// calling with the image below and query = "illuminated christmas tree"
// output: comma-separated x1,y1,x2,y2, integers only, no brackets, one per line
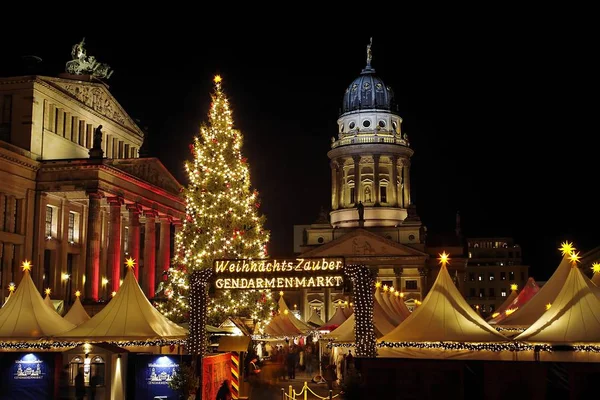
157,76,275,327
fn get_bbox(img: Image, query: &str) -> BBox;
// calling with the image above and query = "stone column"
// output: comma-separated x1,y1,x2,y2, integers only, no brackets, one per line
143,211,157,298
302,289,308,322
127,204,142,280
391,156,399,207
404,160,411,206
32,193,48,289
324,288,331,322
394,267,403,291
337,158,345,208
5,195,16,233
158,216,172,283
85,193,102,301
353,156,361,204
106,197,124,292
0,194,5,233
330,161,338,210
373,155,380,205
56,200,69,296
1,244,14,288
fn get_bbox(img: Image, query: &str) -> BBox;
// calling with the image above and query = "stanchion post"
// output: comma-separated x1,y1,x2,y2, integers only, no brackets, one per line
304,382,308,400
281,387,285,400
289,385,293,400
329,389,333,400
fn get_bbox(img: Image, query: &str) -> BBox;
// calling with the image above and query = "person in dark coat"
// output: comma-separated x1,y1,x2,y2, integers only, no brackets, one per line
75,367,86,400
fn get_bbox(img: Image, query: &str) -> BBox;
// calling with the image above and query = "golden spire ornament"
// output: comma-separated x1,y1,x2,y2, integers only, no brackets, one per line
45,288,51,295
75,290,81,297
592,263,600,274
510,283,518,291
438,251,450,267
559,241,575,256
569,251,581,265
125,257,136,269
21,260,32,272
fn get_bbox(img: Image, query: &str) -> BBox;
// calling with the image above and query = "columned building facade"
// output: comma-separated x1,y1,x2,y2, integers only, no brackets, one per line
0,73,184,305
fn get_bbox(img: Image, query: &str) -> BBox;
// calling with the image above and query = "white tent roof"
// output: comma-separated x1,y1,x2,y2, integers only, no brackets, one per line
325,290,399,342
379,263,507,343
516,264,600,343
264,313,302,337
592,271,600,287
0,268,75,339
63,296,91,326
306,309,325,327
499,254,571,326
56,266,187,340
390,292,411,319
375,288,402,325
43,293,56,312
277,296,312,332
492,288,518,318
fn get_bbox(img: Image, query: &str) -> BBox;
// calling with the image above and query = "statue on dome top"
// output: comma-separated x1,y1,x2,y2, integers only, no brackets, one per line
366,37,373,67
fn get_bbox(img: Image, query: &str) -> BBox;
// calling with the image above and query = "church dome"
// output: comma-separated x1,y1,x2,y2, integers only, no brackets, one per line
342,66,395,115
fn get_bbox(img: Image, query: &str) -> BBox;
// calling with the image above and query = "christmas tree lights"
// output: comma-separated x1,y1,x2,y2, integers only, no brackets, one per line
156,75,274,328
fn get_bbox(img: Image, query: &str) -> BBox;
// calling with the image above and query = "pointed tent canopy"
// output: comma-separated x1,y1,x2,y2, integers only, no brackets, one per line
390,292,411,319
319,307,348,331
44,293,56,312
489,278,540,324
56,264,187,341
63,295,91,326
342,305,354,319
379,262,507,343
487,286,518,321
0,265,75,339
498,254,572,327
306,309,325,328
516,264,600,343
264,312,303,337
375,287,402,325
326,296,397,342
591,264,600,286
277,295,312,333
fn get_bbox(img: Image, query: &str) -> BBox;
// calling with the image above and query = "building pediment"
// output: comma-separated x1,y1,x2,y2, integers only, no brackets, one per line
39,76,144,138
107,158,182,196
302,228,429,260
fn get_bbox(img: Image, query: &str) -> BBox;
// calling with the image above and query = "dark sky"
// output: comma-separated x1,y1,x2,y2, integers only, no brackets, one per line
1,19,597,280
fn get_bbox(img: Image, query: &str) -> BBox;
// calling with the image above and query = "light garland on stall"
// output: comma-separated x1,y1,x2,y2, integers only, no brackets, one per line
345,264,376,357
156,75,274,325
0,339,186,350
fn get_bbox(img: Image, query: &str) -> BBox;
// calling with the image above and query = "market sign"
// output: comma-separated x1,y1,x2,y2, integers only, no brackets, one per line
213,257,345,289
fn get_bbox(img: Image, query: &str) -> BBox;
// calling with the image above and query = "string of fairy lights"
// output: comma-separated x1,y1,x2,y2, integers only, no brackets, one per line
345,264,376,357
0,339,186,350
156,75,275,327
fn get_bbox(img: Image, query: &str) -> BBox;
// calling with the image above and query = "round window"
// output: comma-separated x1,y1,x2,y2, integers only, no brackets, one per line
378,120,386,128
349,122,356,129
317,237,324,244
363,120,371,128
408,234,416,241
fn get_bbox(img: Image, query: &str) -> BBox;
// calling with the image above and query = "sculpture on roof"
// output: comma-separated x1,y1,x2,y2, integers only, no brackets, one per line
66,38,114,79
366,37,373,67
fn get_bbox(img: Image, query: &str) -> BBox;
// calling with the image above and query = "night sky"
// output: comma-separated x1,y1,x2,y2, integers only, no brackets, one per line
1,21,597,281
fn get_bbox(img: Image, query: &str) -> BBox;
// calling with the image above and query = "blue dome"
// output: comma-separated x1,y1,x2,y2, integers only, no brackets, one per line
342,66,395,114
